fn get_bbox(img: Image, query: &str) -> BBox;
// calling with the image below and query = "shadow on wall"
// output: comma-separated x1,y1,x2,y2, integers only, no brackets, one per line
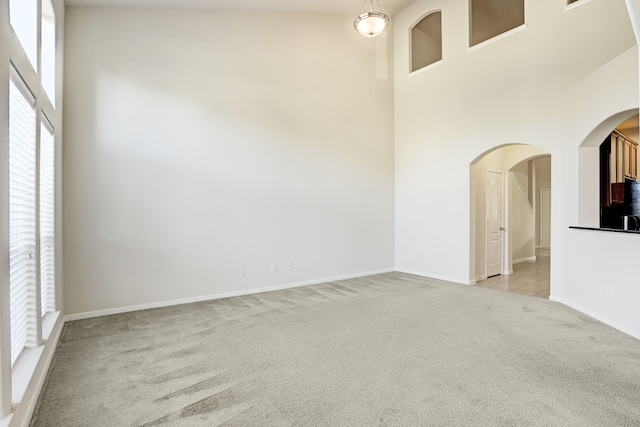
470,144,551,283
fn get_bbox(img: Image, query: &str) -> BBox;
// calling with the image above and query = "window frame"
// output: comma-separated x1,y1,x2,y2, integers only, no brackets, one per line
1,0,61,418
469,0,526,48
8,67,39,368
409,10,443,74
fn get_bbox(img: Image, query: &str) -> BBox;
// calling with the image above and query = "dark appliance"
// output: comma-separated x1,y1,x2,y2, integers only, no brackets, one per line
631,182,640,217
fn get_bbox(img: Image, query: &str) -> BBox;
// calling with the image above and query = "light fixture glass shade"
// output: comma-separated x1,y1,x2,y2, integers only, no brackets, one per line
354,0,389,38
354,12,389,37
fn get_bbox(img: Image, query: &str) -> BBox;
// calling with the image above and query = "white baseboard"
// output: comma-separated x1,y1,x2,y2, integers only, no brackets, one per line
65,268,395,321
9,313,64,427
502,270,514,275
513,256,536,265
549,296,640,341
394,268,473,285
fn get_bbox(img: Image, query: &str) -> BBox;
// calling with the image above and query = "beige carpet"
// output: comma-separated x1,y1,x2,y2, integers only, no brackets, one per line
30,272,640,426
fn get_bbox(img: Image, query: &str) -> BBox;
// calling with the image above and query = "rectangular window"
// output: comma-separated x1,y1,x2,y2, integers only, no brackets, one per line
9,0,38,71
9,71,38,366
470,0,525,47
40,119,56,317
41,0,56,105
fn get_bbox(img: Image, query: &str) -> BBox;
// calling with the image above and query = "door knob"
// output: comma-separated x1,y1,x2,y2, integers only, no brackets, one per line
499,227,505,231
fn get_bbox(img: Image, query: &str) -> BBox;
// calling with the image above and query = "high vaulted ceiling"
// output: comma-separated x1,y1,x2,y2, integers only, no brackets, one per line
64,0,414,15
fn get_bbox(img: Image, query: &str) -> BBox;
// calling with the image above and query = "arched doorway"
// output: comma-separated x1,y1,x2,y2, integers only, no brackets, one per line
470,144,551,299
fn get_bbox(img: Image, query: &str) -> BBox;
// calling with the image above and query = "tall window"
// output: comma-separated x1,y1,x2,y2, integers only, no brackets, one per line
9,72,38,366
40,119,56,317
470,0,525,47
41,0,56,104
9,0,38,71
3,0,59,417
411,11,442,73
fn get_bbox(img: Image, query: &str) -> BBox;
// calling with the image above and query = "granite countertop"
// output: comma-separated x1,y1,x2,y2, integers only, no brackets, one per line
569,226,640,234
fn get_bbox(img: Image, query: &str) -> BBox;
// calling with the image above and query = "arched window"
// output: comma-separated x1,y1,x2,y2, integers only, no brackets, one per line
411,11,442,73
470,0,524,47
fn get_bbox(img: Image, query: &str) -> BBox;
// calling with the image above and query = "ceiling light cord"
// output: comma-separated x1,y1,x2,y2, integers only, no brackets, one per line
360,0,382,15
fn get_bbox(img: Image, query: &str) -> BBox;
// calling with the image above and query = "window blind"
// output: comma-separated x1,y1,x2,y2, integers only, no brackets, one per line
9,73,38,366
40,119,55,317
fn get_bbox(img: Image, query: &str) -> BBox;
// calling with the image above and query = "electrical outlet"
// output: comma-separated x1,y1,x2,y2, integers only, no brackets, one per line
240,269,246,278
271,264,277,273
606,287,613,299
425,254,430,262
287,262,293,271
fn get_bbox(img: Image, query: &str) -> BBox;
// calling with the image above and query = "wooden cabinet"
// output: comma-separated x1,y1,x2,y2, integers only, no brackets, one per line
610,131,637,183
601,131,638,206
624,138,638,180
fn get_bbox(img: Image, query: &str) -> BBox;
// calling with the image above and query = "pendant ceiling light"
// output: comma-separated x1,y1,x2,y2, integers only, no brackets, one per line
353,0,390,38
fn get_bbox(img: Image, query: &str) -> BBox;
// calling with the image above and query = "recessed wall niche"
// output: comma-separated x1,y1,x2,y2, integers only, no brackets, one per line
470,0,524,47
411,11,442,73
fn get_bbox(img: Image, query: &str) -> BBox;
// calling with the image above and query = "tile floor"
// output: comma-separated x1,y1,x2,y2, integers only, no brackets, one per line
475,248,550,299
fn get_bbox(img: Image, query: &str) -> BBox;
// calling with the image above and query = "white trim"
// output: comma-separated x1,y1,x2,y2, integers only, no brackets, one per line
408,10,443,76
65,269,395,321
502,269,514,275
549,296,640,341
394,268,473,285
11,348,44,408
513,256,536,264
564,0,593,12
408,59,443,77
40,112,53,134
8,66,35,107
7,313,63,427
468,24,527,52
0,414,12,427
41,311,59,342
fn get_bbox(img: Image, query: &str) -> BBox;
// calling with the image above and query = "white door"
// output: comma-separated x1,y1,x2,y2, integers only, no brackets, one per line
540,189,551,248
486,171,503,277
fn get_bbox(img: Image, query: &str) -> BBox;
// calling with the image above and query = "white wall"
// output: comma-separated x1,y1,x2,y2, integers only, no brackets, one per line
396,0,640,338
394,0,636,289
555,44,640,338
62,0,640,341
63,7,395,316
